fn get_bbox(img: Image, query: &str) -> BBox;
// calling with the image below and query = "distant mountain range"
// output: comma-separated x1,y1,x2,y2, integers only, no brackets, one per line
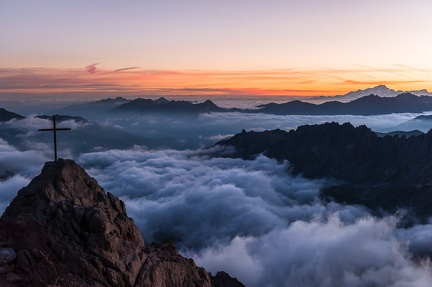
256,93,432,115
5,87,432,120
215,122,432,220
59,97,129,116
57,90,432,117
314,85,432,101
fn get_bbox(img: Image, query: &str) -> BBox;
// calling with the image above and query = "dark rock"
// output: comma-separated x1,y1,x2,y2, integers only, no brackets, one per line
0,159,244,287
216,122,432,219
211,271,246,287
6,272,22,283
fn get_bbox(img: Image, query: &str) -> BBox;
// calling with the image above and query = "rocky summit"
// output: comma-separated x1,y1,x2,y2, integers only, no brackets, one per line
0,159,244,287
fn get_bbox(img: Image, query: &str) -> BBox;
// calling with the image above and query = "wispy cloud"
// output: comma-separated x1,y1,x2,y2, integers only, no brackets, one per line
114,67,139,72
85,63,99,74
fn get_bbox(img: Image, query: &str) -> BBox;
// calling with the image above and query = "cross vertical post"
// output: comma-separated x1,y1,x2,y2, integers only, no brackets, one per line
38,115,71,162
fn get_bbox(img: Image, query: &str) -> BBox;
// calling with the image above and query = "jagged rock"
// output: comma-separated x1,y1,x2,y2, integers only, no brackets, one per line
0,159,244,287
216,122,432,219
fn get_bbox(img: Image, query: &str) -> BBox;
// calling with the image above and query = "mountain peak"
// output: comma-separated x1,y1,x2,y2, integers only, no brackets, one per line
12,159,112,208
154,97,169,104
0,159,244,287
0,159,145,286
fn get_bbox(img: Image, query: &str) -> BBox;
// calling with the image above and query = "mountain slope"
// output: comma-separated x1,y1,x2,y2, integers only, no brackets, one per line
0,108,25,122
0,159,244,287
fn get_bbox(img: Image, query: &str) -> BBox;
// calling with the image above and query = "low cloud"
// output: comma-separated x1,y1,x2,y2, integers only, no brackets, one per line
0,175,31,214
0,138,48,213
193,216,432,287
4,112,432,286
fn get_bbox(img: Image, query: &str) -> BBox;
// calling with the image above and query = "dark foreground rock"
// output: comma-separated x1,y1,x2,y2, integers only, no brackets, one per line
0,159,244,287
216,122,432,219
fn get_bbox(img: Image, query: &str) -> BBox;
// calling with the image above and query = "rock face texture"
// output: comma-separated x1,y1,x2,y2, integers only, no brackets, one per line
217,122,432,219
0,159,244,287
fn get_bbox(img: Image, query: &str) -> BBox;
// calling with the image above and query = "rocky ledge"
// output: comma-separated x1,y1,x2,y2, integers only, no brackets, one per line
0,159,244,287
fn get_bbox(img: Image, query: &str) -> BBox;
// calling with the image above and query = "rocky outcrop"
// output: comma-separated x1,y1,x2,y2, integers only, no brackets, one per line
0,159,244,287
216,122,432,219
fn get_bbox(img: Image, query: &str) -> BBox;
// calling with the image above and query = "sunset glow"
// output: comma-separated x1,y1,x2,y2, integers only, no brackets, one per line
1,0,432,98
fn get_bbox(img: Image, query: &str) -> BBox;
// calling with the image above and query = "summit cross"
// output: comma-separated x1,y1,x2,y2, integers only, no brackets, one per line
38,115,71,162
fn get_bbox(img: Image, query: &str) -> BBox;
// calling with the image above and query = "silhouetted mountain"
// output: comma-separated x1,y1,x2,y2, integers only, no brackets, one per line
0,108,24,122
59,97,130,116
390,114,432,132
375,130,424,138
216,122,432,219
0,159,244,287
256,93,432,115
113,98,225,115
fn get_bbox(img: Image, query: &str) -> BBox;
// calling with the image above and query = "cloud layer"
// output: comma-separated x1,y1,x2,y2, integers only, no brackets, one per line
73,147,432,287
3,108,432,286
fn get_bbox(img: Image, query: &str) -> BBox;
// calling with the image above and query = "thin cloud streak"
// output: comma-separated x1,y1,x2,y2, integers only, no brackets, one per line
0,66,431,96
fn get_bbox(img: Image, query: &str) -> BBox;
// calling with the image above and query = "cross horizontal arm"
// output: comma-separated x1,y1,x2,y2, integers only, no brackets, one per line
38,128,72,131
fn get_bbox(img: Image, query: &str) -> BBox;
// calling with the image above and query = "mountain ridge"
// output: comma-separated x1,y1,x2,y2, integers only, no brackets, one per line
216,122,432,220
256,93,432,115
112,98,224,115
53,88,432,117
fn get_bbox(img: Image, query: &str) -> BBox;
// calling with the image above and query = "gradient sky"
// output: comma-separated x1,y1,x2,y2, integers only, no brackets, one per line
1,0,432,97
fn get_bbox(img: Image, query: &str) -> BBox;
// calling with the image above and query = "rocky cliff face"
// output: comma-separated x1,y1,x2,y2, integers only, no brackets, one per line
0,159,244,287
216,122,432,219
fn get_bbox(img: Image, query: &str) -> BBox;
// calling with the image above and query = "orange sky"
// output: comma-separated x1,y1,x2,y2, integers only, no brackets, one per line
0,66,431,97
1,1,432,98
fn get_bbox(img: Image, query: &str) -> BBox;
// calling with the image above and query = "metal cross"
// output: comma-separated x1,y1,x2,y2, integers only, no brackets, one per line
38,115,71,162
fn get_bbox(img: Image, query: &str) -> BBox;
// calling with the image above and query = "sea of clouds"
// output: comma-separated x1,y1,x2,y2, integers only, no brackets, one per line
3,109,432,286
75,147,432,287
